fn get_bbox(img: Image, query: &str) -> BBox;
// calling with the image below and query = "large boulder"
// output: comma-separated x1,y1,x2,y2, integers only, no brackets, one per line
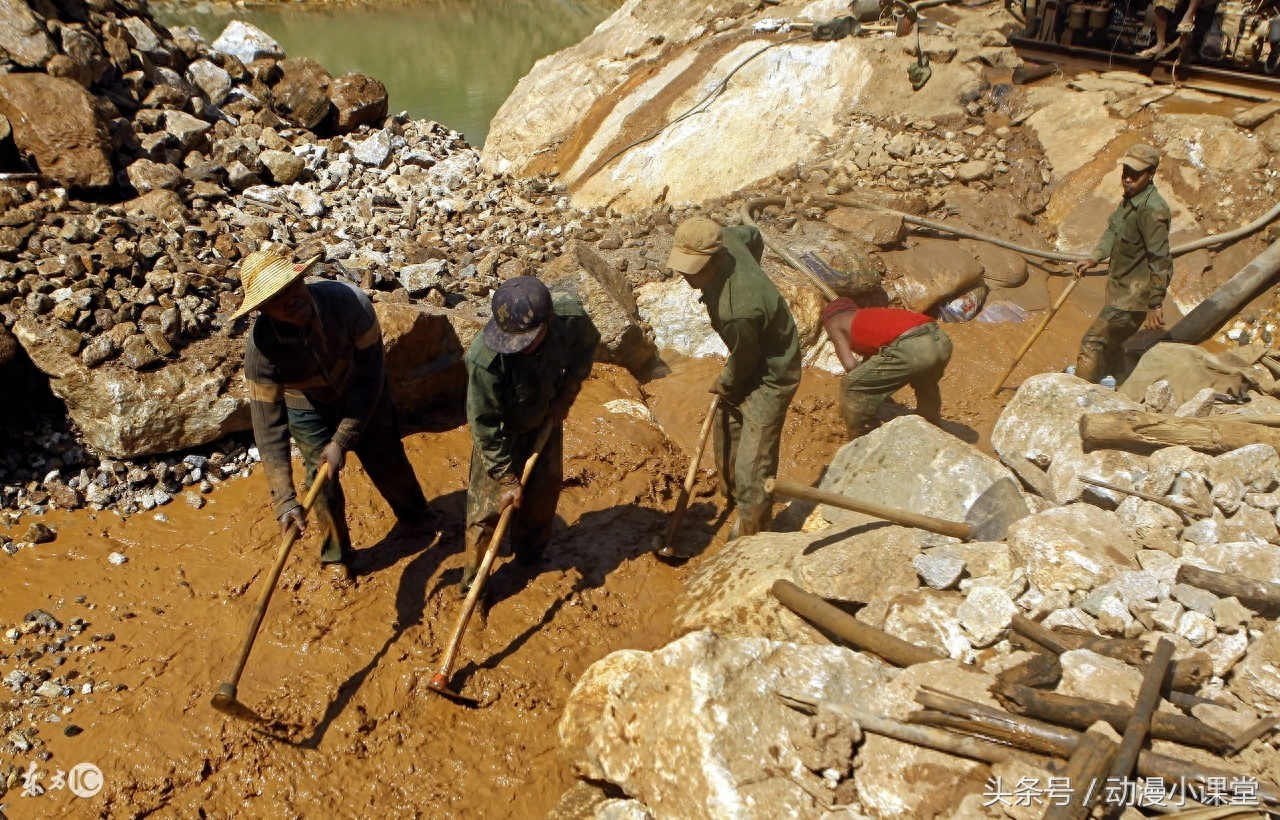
211,20,284,66
14,320,250,459
559,630,890,819
544,240,656,375
819,415,1024,528
0,74,112,188
481,0,977,212
375,302,472,421
673,522,926,641
1007,505,1139,592
635,279,728,359
0,0,55,68
992,372,1142,471
328,73,389,134
273,57,333,131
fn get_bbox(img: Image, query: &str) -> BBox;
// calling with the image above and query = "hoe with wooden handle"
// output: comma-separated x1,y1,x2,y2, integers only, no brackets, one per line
765,476,1029,542
654,395,719,561
212,462,331,722
427,419,554,706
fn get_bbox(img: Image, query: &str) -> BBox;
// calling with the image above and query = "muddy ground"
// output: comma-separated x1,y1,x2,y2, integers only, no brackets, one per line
0,277,1109,819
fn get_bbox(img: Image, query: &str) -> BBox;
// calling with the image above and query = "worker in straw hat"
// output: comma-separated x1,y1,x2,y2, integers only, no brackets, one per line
667,217,800,540
1071,143,1172,385
462,276,599,592
236,248,435,589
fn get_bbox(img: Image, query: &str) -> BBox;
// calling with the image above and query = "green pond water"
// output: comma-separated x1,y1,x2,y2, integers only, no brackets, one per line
151,0,616,146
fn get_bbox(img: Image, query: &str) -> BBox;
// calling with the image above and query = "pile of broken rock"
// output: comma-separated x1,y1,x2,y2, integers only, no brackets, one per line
551,373,1280,818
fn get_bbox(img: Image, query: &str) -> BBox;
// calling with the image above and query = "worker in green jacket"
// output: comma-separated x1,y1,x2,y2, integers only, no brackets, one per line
463,276,600,591
667,217,801,539
1072,143,1173,384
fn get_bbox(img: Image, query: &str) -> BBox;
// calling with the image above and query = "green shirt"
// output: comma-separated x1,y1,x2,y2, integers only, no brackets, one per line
1090,183,1173,312
465,291,600,480
698,225,801,406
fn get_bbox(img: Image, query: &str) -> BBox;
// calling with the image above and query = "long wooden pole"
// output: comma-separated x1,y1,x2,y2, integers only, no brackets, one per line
765,478,970,539
429,419,553,698
1176,564,1280,617
994,684,1233,753
989,275,1080,397
1078,475,1209,517
770,579,945,667
1108,637,1176,785
657,396,718,555
1080,410,1280,455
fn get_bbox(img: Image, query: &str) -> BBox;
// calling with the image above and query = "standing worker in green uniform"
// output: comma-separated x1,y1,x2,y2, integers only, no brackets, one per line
463,276,600,591
667,217,801,539
238,248,434,589
820,297,952,439
1072,143,1173,384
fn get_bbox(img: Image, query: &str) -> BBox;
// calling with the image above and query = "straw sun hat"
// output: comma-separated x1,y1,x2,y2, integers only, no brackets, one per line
232,249,321,319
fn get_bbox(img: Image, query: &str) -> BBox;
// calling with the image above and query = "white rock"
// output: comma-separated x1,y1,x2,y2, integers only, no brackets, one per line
211,20,284,65
883,589,970,659
1213,596,1251,632
913,553,966,590
186,59,232,105
1042,608,1099,634
1204,630,1249,678
1143,379,1176,413
1183,541,1280,584
1058,649,1141,705
1152,598,1183,632
107,552,128,565
957,586,1017,648
1177,610,1217,646
1007,505,1138,592
1210,444,1280,493
352,129,393,167
1171,582,1219,616
1173,387,1218,417
992,374,1140,472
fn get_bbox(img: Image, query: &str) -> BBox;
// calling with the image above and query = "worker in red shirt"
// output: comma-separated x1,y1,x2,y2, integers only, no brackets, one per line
820,297,953,439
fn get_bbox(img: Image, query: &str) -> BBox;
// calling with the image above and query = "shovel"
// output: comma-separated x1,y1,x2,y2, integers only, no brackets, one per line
212,461,331,722
427,419,554,706
654,395,719,561
765,476,1029,541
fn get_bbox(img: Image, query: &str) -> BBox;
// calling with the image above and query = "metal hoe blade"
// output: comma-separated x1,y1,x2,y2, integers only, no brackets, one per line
964,477,1031,542
210,683,267,724
426,673,481,707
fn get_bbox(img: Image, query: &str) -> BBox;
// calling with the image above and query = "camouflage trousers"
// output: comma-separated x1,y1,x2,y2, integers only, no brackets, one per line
841,322,952,438
464,421,564,580
290,382,429,565
713,382,798,538
1076,306,1145,383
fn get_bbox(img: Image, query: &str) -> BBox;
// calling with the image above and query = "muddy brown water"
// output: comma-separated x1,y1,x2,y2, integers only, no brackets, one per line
0,304,1097,818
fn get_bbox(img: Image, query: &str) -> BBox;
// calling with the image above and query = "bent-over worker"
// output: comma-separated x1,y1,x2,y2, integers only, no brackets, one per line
821,297,952,439
463,276,600,591
667,217,800,539
1072,143,1172,385
238,249,433,589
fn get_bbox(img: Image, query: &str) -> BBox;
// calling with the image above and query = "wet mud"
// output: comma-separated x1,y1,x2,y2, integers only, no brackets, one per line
0,298,1102,818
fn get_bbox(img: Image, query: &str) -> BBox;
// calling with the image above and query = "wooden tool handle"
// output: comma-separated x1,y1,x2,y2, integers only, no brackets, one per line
435,419,554,681
1078,475,1207,517
660,395,719,550
772,579,944,667
765,477,970,539
225,461,331,688
989,275,1080,397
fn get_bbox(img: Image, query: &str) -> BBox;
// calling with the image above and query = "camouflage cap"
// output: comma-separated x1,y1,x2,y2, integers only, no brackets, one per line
483,276,553,354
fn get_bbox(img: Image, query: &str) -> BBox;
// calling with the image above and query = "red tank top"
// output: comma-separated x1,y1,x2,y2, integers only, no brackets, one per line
848,308,932,356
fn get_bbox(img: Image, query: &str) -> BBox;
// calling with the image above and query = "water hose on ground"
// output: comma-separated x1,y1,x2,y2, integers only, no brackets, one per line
748,194,1280,266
